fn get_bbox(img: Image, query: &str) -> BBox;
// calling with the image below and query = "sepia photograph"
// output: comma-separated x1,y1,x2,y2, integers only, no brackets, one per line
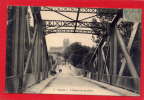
6,6,141,96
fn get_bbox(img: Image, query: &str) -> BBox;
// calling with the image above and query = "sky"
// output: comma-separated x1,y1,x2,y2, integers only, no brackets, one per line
28,7,98,50
27,7,142,53
45,33,96,50
39,7,98,50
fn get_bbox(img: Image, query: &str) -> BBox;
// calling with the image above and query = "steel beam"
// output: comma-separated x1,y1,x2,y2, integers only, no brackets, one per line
23,24,38,75
37,24,42,82
12,7,20,93
45,29,101,34
34,30,39,82
109,32,114,84
18,7,27,92
117,22,139,84
101,42,110,82
26,13,31,45
42,8,108,32
74,8,80,33
41,40,44,80
41,7,97,13
113,29,118,76
43,20,106,29
116,28,139,78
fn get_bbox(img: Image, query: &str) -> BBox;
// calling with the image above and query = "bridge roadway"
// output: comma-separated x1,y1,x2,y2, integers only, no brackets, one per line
41,74,120,95
25,64,125,96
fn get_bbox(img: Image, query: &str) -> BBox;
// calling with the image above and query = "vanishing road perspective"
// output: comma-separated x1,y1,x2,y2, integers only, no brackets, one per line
6,6,141,96
36,63,126,96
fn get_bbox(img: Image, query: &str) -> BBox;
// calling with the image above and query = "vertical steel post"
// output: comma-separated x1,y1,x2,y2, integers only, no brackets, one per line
112,28,118,84
109,28,114,84
41,40,44,80
12,7,20,93
18,7,26,92
34,30,38,82
37,23,43,82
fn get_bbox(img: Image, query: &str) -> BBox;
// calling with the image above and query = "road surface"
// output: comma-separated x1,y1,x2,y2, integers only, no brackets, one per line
41,64,121,96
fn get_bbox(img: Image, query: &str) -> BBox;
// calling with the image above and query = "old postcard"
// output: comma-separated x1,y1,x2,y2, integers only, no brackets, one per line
6,6,141,96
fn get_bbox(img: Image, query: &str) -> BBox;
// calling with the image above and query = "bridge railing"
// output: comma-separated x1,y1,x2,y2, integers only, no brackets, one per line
83,70,139,93
6,7,51,93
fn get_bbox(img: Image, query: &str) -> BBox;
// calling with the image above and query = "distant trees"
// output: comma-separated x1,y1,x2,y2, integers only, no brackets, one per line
82,47,97,72
96,8,119,20
63,42,90,68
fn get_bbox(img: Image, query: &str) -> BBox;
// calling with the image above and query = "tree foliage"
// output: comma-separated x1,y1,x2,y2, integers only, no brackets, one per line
82,47,96,72
96,8,119,19
63,42,90,68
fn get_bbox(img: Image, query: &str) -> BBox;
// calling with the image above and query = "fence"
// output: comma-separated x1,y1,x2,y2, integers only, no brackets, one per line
83,70,140,93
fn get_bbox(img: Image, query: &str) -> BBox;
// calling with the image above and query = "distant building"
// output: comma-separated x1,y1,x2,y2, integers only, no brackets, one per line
49,39,70,54
63,39,69,48
49,47,64,54
49,39,69,65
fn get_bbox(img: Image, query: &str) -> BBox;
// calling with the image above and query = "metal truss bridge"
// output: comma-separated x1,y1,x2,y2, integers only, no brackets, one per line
6,6,140,96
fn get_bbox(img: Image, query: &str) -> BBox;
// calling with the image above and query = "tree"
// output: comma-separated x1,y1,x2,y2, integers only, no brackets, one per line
63,42,90,68
82,47,98,72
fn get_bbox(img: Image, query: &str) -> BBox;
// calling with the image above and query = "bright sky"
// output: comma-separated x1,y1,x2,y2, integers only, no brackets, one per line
45,33,96,50
28,7,142,52
27,7,99,50
40,7,98,50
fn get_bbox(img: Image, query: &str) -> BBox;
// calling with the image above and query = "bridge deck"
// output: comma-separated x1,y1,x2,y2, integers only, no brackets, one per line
24,65,139,96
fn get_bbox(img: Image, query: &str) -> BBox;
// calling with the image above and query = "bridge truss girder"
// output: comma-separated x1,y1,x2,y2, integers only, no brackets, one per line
43,20,107,35
84,10,140,93
6,7,51,93
44,29,96,34
43,20,107,28
41,7,98,13
6,6,140,94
